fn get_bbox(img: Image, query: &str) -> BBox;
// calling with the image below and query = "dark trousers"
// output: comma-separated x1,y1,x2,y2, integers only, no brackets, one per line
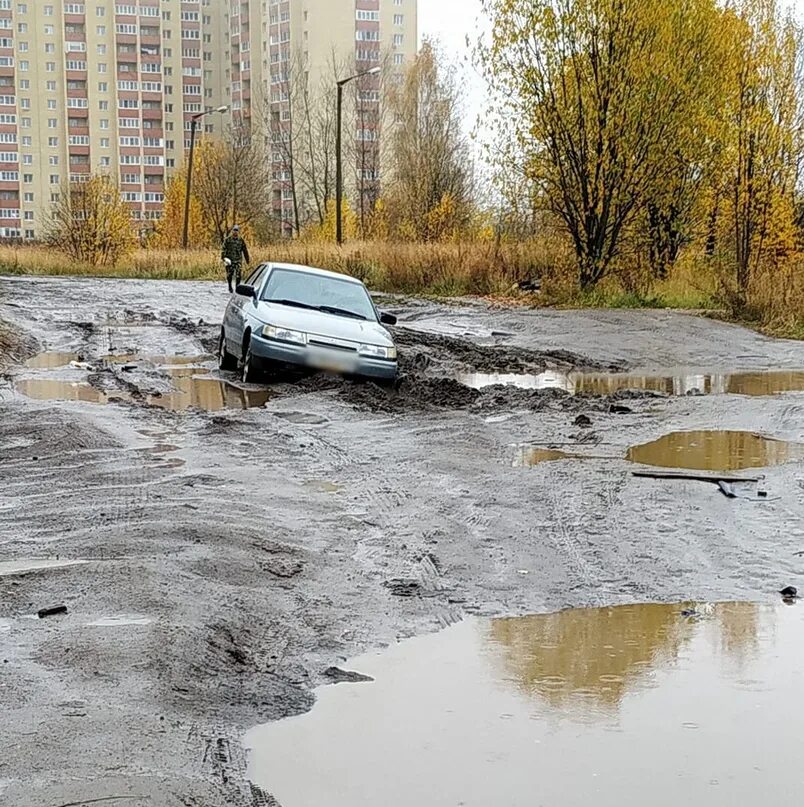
226,262,242,290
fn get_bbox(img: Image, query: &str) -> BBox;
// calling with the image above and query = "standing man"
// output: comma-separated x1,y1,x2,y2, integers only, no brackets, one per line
221,225,251,293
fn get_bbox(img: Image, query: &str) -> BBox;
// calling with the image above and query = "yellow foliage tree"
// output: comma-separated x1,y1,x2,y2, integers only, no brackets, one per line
425,193,460,242
721,0,802,294
153,166,204,249
301,198,358,242
154,133,266,249
480,0,731,288
45,176,136,266
366,198,390,241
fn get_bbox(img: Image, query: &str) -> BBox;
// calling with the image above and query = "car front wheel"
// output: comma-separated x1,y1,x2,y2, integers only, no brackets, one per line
218,328,237,371
241,341,261,384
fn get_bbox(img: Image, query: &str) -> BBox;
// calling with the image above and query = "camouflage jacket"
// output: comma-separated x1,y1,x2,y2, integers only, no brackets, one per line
221,235,250,265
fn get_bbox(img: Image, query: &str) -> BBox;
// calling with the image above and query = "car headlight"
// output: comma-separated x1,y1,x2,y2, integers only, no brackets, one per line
359,344,397,360
261,324,308,345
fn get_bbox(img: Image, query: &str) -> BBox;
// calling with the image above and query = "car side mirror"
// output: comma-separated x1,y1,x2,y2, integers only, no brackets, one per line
380,312,397,325
236,284,255,298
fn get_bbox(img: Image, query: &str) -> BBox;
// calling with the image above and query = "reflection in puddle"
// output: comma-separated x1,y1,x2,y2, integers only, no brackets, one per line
15,379,123,405
15,376,270,412
246,602,801,807
461,370,576,391
0,559,87,576
513,447,577,466
147,376,270,412
460,369,804,396
24,352,80,369
24,352,213,369
627,430,804,471
102,353,214,366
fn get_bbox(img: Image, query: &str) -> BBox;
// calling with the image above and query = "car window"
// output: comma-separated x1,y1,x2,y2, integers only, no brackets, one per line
261,268,377,321
243,263,266,287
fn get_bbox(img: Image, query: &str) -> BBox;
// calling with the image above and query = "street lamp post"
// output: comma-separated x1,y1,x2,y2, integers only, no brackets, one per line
336,66,381,246
182,105,228,249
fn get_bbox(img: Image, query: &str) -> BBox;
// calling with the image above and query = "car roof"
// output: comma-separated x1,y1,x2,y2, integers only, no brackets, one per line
266,262,363,285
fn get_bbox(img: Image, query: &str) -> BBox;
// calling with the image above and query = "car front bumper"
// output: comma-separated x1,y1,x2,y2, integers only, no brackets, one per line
250,334,398,380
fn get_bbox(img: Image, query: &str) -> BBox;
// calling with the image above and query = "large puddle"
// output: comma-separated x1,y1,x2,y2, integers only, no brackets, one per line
514,430,804,471
16,353,269,412
246,602,804,806
460,369,804,396
627,430,804,471
15,376,269,412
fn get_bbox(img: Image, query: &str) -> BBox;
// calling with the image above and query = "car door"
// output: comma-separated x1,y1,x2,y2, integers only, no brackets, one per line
227,263,267,352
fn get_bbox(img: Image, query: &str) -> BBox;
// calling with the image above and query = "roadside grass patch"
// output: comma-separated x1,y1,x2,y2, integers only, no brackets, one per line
6,242,804,340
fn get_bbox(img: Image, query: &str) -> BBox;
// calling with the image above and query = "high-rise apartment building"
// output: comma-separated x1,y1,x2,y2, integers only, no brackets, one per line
0,0,415,241
249,0,418,235
0,0,228,240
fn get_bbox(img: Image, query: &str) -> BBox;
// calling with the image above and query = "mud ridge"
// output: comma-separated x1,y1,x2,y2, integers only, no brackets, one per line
393,326,625,375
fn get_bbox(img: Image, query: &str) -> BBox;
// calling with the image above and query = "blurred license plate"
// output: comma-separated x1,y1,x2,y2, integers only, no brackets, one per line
308,349,356,374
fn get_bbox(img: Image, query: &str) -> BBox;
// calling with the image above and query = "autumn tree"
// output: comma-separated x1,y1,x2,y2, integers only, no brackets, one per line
479,0,727,288
45,176,135,266
155,127,267,247
193,126,267,244
723,0,803,295
385,40,473,241
154,163,204,249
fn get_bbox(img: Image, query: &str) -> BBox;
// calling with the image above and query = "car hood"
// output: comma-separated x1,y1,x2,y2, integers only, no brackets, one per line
255,302,395,347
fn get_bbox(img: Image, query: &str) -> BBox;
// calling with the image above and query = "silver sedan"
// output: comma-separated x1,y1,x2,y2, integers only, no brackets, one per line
219,262,399,383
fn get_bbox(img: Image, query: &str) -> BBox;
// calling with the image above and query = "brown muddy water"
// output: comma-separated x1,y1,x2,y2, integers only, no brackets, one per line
14,376,269,412
515,430,804,471
24,351,80,369
460,369,804,396
514,447,581,466
15,353,270,412
627,430,804,472
245,602,804,807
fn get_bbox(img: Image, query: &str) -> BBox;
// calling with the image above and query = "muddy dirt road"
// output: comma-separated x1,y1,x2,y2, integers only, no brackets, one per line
2,275,804,806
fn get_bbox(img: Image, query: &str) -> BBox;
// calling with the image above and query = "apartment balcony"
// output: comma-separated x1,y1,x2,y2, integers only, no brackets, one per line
142,107,163,121
68,145,91,157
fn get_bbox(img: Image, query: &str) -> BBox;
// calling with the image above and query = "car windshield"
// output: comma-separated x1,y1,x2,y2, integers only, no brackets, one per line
261,268,377,321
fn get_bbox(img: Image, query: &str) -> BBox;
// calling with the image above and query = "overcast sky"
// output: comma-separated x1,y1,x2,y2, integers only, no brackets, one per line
418,0,804,139
418,0,486,135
